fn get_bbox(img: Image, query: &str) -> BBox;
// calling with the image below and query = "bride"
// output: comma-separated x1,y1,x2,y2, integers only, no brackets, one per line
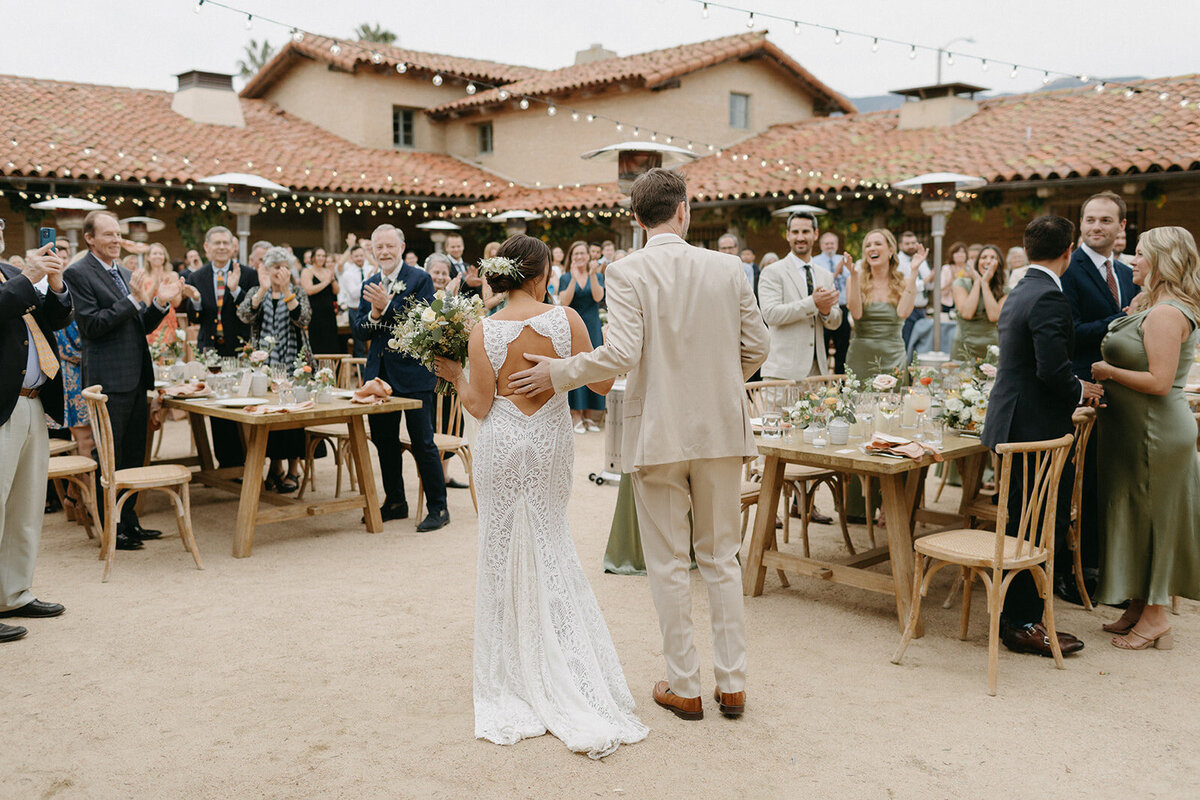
434,234,647,759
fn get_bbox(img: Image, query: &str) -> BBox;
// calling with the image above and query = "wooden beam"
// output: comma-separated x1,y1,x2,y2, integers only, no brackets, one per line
761,551,896,595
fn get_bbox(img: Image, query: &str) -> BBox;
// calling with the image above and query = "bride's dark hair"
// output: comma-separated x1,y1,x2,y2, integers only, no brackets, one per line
485,234,550,294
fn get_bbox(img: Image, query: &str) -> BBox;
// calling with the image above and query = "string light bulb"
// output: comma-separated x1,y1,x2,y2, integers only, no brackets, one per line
431,74,443,86
794,21,801,35
371,51,382,64
547,105,557,116
571,111,580,121
244,13,252,29
1043,71,1050,85
466,82,476,94
395,62,407,73
498,89,509,100
871,37,878,52
746,11,754,27
981,59,989,71
701,2,709,18
1010,65,1019,79
946,52,954,66
909,45,917,60
330,43,341,55
193,0,203,13
834,30,842,44
519,97,529,109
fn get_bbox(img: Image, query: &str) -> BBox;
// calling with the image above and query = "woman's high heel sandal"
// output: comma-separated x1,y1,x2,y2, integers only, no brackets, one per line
1112,627,1174,651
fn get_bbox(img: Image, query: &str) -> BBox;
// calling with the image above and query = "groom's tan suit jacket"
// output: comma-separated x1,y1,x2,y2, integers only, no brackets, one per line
550,234,770,471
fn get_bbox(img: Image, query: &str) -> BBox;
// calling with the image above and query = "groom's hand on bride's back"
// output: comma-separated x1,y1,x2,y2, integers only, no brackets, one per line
509,354,556,396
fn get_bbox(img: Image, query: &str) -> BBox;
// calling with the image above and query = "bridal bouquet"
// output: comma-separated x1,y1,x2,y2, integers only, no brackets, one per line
388,290,486,394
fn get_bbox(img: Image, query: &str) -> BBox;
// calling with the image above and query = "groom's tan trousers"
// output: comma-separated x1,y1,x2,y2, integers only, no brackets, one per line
632,456,746,699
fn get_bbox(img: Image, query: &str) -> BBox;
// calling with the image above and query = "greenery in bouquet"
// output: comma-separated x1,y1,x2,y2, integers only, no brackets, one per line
786,392,821,427
291,345,314,384
387,289,485,394
313,366,337,390
148,327,186,365
239,335,276,369
936,377,989,431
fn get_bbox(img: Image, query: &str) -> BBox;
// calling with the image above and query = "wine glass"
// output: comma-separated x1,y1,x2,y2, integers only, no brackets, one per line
912,382,932,439
877,392,900,434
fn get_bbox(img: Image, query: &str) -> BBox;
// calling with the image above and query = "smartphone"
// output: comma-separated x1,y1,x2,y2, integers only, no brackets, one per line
39,226,57,250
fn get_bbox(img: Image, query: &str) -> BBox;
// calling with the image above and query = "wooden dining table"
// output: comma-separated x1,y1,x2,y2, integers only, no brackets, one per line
162,392,419,557
743,430,991,635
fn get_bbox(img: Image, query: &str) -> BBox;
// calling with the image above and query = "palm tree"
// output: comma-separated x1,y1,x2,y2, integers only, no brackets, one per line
237,38,277,78
354,22,397,45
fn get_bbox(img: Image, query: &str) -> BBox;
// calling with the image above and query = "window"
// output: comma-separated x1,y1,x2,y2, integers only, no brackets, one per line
392,106,415,148
729,92,750,129
477,121,494,155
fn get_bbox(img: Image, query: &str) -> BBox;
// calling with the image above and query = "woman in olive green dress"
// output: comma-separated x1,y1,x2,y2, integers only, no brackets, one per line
1091,226,1200,651
844,229,922,519
951,244,1008,363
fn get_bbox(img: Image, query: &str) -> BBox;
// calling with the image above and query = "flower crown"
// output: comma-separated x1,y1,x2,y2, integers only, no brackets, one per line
477,256,524,281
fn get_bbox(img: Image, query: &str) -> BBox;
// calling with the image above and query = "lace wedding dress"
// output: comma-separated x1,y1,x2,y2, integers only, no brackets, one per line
473,306,648,759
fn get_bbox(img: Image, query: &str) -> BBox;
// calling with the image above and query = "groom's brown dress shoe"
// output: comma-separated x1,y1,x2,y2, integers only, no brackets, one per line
1001,622,1084,657
653,681,703,720
713,687,745,718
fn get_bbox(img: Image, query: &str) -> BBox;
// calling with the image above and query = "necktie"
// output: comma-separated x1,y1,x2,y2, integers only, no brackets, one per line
108,267,127,294
1104,259,1120,306
803,264,814,295
215,268,226,339
0,270,59,380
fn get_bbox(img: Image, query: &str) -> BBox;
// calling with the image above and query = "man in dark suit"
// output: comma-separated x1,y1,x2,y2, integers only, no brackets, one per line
64,210,178,550
983,214,1103,657
181,225,258,469
352,223,449,532
1059,191,1139,603
0,233,72,642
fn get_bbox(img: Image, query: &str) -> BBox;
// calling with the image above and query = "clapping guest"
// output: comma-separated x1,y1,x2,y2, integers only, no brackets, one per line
940,242,969,313
813,230,851,374
143,243,181,345
0,234,71,640
846,229,920,380
558,240,606,433
951,244,1008,362
238,247,311,493
182,248,203,274
1006,246,1030,288
426,253,453,293
1090,226,1200,649
301,247,340,354
64,210,177,550
445,233,468,279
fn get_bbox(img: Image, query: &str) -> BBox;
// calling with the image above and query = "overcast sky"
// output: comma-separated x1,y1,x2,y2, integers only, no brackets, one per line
4,0,1197,99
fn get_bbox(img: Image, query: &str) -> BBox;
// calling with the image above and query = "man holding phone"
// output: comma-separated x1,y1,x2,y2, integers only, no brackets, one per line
0,219,72,641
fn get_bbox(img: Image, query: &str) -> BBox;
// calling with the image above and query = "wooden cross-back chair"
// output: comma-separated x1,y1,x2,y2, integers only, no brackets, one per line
82,385,203,582
892,433,1074,695
48,438,101,541
743,379,857,558
401,391,476,519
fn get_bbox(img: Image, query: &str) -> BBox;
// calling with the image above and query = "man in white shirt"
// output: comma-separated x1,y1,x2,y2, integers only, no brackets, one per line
896,231,933,344
338,244,369,356
812,231,850,373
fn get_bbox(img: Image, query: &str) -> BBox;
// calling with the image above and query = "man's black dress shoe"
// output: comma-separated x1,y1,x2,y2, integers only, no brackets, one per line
123,525,162,541
0,599,65,618
446,478,470,490
366,502,409,523
1001,621,1084,657
0,622,27,642
1054,569,1098,607
115,532,144,551
416,508,450,532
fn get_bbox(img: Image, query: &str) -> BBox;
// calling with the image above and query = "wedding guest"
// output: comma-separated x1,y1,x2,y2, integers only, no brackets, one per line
64,210,176,550
1090,226,1200,650
445,232,467,279
719,234,754,291
120,254,139,272
248,240,271,270
1006,246,1030,288
588,242,603,265
740,248,759,293
238,247,311,493
760,252,779,268
951,244,1008,362
352,223,448,532
183,248,203,273
558,240,606,432
143,243,181,346
813,230,851,373
982,214,1101,657
967,243,984,267
338,243,369,358
601,239,616,267
760,212,841,380
548,244,565,299
54,318,94,518
1114,230,1129,259
612,249,627,261
181,225,258,470
0,236,71,641
426,253,453,292
897,231,934,344
301,247,340,354
940,242,969,313
1060,191,1139,603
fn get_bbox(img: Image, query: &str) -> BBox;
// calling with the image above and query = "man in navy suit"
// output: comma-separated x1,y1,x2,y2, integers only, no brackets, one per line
1059,191,1139,603
983,214,1103,657
181,226,258,470
352,223,448,532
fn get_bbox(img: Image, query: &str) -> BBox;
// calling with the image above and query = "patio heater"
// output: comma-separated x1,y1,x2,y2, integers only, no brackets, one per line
197,172,290,263
30,197,106,254
119,216,166,268
416,219,462,254
488,209,542,238
580,141,698,251
894,172,986,355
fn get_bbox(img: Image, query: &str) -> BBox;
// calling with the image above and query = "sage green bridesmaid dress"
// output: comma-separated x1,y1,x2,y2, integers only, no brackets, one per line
844,301,907,518
950,277,1002,363
1096,300,1200,605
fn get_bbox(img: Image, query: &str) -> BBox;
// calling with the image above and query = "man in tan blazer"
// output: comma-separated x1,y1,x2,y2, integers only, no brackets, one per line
510,168,769,721
759,212,842,380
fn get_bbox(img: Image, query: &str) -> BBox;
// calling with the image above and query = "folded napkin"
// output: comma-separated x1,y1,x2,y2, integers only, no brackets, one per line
864,433,944,462
351,378,394,405
162,380,211,398
242,400,316,415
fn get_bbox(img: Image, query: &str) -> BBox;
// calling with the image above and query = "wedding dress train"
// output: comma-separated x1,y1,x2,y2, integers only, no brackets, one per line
472,307,647,759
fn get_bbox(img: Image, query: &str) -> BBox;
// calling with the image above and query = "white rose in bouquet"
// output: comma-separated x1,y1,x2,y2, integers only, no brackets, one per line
971,405,987,423
980,363,998,378
962,386,983,403
872,374,898,391
421,307,437,324
945,397,965,413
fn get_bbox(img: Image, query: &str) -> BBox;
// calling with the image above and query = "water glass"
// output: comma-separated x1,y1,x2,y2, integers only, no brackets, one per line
762,412,783,439
922,417,944,446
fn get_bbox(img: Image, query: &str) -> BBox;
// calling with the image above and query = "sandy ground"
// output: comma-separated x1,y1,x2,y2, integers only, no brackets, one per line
4,420,1199,800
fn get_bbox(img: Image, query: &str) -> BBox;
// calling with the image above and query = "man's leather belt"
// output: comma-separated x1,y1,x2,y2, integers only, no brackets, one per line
19,387,40,398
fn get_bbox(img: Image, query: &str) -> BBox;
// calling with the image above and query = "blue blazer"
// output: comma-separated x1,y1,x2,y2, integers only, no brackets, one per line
351,264,436,394
1060,247,1138,379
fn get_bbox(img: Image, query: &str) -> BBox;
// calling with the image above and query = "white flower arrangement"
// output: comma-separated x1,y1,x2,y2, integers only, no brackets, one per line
478,256,524,281
872,374,898,391
249,349,270,364
314,366,336,389
937,377,990,432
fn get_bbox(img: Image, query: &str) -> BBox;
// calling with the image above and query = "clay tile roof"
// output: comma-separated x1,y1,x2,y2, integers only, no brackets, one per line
678,74,1200,199
241,34,542,99
448,183,626,218
427,30,855,118
0,74,502,198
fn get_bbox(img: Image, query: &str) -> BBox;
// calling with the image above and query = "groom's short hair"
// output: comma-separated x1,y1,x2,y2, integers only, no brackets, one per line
1024,215,1075,262
631,168,687,228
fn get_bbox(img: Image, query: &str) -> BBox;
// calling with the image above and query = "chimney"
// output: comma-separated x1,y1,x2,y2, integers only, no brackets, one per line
892,82,984,130
575,43,616,65
171,71,245,127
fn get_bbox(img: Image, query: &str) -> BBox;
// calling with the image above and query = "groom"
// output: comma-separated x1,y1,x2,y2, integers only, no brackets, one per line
511,168,770,720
